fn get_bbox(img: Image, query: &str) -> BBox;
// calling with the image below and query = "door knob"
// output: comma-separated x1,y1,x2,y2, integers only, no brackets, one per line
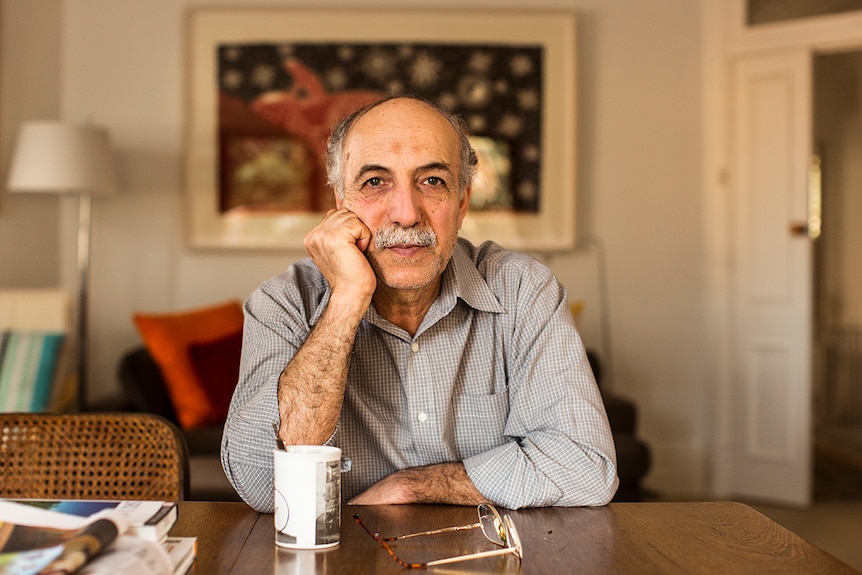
789,222,809,236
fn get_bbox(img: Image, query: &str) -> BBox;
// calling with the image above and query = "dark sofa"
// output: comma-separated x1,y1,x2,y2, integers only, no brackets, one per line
114,346,650,502
115,347,240,501
586,351,652,501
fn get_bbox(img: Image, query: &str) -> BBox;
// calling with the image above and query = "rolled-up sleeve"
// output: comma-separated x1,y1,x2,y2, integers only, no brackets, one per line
221,374,279,512
221,265,324,512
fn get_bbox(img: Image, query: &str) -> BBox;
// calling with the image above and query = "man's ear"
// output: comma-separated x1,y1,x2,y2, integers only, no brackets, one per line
457,185,471,228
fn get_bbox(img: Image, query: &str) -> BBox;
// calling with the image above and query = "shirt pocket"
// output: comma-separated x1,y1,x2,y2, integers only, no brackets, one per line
453,389,509,457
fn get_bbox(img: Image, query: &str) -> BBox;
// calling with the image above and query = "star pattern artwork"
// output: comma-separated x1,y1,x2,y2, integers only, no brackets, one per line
217,42,543,215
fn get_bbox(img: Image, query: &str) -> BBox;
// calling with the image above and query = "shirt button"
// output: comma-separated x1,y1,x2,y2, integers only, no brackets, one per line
411,342,420,353
417,412,428,422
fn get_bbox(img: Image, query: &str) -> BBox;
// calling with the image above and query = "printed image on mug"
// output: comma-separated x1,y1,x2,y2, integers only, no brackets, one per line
274,445,341,549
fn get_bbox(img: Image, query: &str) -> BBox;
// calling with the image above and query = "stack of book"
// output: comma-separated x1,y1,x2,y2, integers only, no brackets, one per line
0,499,196,575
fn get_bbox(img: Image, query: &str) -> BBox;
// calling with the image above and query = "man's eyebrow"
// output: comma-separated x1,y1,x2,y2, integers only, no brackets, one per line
352,164,389,184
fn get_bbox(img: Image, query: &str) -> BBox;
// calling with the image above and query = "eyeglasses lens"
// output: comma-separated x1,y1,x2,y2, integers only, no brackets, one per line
477,503,508,547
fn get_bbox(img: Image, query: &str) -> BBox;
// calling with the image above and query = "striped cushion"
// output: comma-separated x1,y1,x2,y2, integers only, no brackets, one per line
0,331,65,412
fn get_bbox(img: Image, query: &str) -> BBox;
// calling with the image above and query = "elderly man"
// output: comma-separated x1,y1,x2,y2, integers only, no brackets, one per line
221,95,618,512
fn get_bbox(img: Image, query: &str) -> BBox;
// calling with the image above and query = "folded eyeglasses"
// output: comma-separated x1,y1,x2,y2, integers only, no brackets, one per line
354,502,523,569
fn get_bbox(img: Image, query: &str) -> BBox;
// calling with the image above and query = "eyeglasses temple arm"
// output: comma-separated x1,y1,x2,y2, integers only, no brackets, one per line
383,522,481,541
425,546,519,567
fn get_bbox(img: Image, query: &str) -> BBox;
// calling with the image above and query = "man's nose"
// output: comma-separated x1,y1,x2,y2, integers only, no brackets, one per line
387,182,423,227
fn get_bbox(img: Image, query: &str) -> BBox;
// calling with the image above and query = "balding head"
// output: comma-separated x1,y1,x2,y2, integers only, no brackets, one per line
325,95,477,201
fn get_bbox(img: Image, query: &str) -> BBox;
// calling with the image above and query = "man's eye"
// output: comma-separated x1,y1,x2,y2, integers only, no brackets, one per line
365,177,384,187
424,176,445,187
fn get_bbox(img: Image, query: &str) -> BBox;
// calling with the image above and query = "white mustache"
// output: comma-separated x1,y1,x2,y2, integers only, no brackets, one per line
374,226,438,250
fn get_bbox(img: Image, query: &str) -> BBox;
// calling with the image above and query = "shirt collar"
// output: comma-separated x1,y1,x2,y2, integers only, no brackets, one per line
441,238,505,314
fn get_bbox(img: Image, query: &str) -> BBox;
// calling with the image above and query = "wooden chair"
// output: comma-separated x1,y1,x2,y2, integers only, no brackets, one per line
0,412,189,501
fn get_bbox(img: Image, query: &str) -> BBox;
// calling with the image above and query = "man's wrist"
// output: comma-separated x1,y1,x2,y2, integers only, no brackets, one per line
397,463,485,505
326,289,372,324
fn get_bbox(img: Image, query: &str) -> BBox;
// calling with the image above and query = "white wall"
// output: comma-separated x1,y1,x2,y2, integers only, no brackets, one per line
2,0,707,496
0,0,62,286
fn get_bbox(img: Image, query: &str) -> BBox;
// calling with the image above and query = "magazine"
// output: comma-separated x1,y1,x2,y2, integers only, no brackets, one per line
75,537,176,575
8,501,177,542
0,501,174,575
42,537,196,575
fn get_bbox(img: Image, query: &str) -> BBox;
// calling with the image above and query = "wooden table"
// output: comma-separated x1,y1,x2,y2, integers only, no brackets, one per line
170,501,857,574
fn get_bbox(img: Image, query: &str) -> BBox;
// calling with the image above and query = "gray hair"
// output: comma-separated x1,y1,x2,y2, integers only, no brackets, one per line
325,95,478,200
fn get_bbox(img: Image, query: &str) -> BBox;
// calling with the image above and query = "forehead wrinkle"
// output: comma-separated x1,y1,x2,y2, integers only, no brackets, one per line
418,161,456,175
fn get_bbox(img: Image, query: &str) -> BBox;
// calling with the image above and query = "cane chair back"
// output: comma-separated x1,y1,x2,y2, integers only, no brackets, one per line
0,412,189,500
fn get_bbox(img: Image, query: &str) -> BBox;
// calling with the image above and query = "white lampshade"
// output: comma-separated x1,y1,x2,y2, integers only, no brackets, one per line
6,121,117,196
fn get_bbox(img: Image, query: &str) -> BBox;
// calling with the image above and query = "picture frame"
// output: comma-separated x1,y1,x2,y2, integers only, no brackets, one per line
186,8,577,250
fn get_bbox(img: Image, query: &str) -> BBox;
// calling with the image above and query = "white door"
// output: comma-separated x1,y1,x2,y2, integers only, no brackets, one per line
730,49,813,506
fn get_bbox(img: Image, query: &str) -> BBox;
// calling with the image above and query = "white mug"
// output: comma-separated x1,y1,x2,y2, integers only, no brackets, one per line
273,445,341,549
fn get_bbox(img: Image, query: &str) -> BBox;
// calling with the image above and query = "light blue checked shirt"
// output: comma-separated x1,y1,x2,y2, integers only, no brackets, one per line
221,238,618,512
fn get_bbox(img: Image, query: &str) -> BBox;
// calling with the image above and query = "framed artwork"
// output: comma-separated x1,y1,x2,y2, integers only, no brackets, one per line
186,8,577,250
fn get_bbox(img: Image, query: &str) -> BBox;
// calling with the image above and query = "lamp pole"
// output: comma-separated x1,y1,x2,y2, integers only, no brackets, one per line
76,191,93,411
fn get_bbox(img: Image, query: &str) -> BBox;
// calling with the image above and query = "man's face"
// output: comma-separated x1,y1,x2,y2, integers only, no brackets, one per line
336,99,470,292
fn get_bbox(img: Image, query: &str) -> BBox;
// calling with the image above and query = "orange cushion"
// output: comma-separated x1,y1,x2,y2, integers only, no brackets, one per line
133,300,244,429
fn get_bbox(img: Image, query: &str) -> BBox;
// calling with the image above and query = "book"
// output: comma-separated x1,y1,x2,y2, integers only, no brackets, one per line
162,538,196,575
9,501,177,542
0,501,174,575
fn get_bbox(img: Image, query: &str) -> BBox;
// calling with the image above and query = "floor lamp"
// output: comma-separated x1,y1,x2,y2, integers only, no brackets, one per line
6,121,117,411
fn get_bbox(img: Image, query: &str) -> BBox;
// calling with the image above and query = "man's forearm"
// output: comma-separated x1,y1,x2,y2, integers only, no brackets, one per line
277,295,365,445
349,462,486,505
